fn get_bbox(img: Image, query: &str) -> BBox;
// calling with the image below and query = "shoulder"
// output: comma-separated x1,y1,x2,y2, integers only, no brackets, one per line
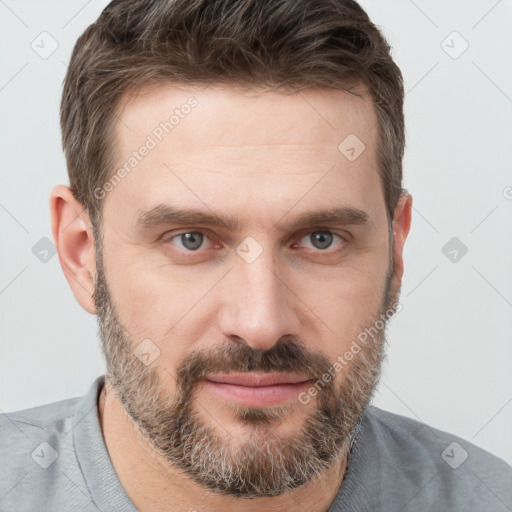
360,406,512,510
0,395,81,457
1,396,81,431
365,405,512,473
0,397,80,493
0,383,102,512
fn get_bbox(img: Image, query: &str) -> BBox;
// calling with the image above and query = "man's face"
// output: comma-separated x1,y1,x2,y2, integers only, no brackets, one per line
94,84,399,497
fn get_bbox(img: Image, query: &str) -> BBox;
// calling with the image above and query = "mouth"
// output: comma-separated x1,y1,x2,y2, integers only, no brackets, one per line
201,372,314,407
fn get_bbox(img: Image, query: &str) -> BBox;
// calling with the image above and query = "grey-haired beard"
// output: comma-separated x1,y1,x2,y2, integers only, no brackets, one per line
93,238,397,498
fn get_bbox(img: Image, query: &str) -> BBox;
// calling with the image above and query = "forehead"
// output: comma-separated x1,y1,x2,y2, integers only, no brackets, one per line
116,83,376,153
104,83,383,229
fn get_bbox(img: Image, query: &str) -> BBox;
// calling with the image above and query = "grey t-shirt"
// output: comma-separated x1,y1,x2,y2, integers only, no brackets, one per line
1,375,511,511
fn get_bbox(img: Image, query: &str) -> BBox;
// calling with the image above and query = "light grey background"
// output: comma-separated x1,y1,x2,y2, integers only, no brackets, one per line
1,0,511,467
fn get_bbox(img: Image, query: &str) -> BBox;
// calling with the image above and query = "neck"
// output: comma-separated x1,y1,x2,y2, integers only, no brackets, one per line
98,384,348,512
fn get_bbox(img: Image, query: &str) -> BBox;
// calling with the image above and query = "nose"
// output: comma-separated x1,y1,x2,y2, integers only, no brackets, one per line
217,248,301,351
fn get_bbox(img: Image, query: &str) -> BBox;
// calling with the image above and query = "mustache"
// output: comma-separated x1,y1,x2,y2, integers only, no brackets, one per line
175,337,332,391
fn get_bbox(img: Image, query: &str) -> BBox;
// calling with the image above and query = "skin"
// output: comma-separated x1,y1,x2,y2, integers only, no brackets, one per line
50,84,412,511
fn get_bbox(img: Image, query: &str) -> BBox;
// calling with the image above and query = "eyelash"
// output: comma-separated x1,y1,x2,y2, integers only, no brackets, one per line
164,229,347,254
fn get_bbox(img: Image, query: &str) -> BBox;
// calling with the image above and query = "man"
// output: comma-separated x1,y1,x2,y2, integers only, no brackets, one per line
1,0,511,510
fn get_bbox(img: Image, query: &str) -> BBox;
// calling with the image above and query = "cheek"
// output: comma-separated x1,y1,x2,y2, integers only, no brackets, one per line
295,263,388,359
107,262,167,335
104,247,218,369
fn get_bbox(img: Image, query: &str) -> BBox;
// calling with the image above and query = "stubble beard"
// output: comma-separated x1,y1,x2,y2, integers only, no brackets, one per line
93,235,398,498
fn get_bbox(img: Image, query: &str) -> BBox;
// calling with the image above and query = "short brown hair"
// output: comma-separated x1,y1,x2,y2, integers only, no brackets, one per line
60,0,405,227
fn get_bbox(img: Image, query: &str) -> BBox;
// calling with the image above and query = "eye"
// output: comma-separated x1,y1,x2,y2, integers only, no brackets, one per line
171,231,210,251
297,230,345,251
165,229,346,255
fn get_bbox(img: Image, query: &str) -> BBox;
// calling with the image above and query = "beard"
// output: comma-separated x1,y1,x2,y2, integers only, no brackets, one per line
93,235,398,498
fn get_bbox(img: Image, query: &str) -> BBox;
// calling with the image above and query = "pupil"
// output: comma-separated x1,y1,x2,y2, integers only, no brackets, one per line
182,232,203,250
311,231,332,249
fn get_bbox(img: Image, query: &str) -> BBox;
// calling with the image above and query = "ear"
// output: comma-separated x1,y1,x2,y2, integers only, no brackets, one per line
391,192,412,290
50,185,97,314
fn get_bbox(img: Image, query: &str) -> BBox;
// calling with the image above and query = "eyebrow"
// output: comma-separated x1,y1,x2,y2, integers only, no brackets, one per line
136,204,369,232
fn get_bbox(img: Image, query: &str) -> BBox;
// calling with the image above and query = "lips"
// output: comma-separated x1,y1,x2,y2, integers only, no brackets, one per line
202,372,313,407
206,372,310,387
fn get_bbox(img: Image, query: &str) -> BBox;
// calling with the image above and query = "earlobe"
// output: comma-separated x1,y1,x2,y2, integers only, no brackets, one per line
50,185,97,314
